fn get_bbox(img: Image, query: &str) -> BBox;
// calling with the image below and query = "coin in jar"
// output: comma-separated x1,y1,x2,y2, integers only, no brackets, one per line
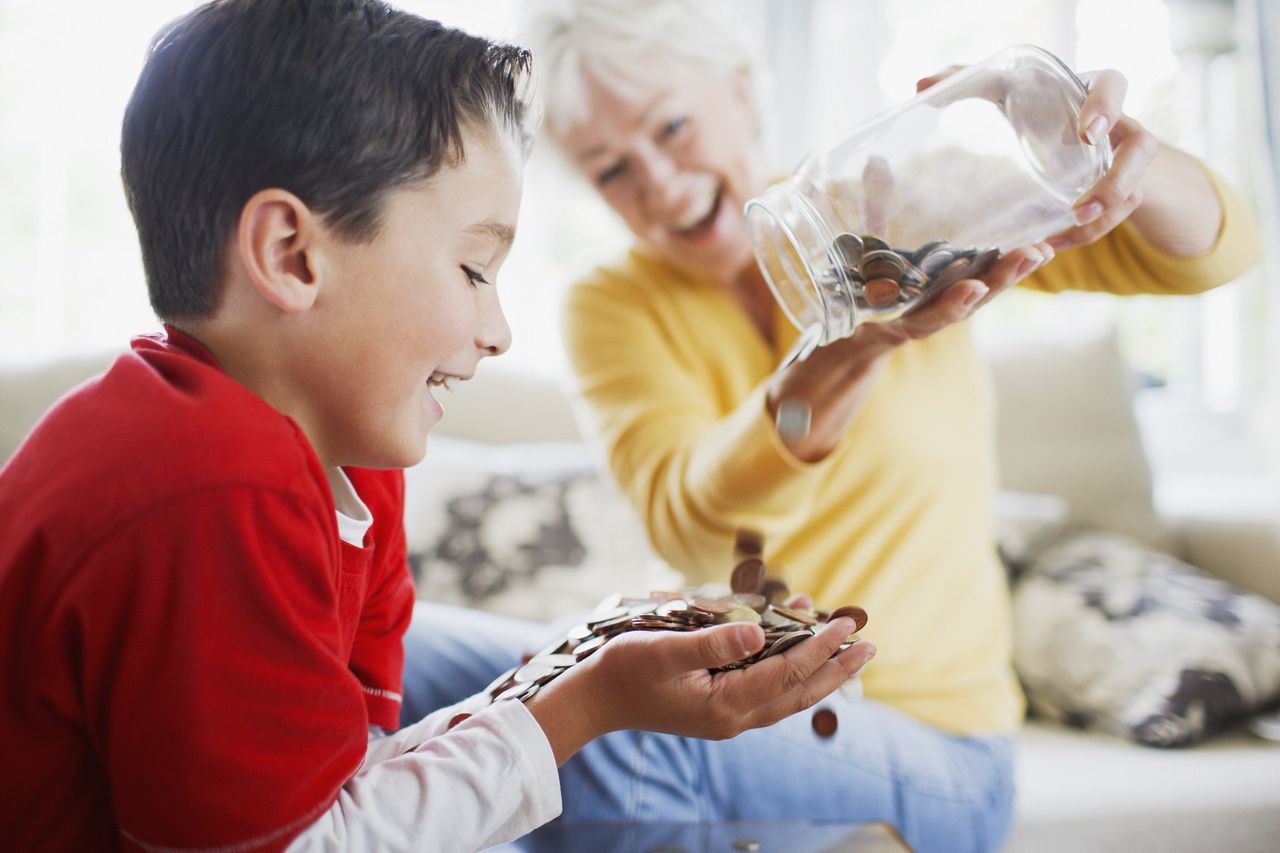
863,278,901,308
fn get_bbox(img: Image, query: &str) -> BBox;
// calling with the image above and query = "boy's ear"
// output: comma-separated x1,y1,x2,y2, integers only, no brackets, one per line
236,189,323,314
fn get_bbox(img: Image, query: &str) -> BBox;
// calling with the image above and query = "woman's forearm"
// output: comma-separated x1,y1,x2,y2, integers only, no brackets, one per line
1128,143,1223,256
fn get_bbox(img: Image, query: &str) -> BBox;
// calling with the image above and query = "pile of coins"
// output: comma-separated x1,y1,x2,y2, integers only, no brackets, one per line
826,232,1000,313
481,530,869,706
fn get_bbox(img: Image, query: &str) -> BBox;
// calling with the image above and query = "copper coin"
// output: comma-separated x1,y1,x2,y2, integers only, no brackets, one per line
734,527,765,558
863,278,901,308
828,605,869,632
447,713,472,730
812,707,839,738
691,596,734,616
771,605,817,626
730,557,766,595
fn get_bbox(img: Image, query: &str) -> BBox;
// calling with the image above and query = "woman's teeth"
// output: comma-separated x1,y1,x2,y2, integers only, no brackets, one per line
428,374,459,392
673,189,720,232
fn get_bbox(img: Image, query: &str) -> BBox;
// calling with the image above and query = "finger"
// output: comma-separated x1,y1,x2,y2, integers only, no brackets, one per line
968,243,1055,310
895,245,1042,338
1069,115,1156,228
893,280,988,339
739,617,856,696
915,64,963,93
1077,69,1128,145
1048,189,1144,253
783,593,814,611
747,641,878,730
657,621,764,674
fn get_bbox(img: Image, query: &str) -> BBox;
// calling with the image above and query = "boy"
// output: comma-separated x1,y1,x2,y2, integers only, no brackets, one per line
0,1,872,849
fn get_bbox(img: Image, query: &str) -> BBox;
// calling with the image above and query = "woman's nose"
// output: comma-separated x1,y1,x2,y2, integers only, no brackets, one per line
636,145,681,211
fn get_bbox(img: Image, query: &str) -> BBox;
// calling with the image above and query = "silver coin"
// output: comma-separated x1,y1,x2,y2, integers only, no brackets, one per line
831,232,865,266
860,249,906,281
763,630,813,657
587,607,629,627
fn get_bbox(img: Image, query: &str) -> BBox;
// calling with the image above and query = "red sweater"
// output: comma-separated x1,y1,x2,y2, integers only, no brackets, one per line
0,328,415,850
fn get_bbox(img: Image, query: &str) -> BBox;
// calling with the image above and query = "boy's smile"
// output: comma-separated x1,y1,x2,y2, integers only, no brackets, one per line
309,124,522,471
203,124,524,475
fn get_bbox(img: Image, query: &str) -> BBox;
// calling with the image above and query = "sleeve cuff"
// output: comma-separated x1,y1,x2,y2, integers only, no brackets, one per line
687,384,831,518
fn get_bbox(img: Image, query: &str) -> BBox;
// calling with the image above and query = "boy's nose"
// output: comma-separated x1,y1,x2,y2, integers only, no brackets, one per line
477,291,512,358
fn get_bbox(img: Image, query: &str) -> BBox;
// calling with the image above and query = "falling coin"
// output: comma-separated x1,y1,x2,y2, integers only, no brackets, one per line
812,707,839,738
734,528,765,558
731,557,767,595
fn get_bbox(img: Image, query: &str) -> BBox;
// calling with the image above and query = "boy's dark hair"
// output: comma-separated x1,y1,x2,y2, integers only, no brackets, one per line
121,0,532,321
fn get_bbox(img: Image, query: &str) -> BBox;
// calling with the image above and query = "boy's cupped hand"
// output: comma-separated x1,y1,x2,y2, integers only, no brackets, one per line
525,617,875,763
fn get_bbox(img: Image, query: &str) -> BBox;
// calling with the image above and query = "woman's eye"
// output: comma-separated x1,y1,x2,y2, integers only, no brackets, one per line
596,161,626,186
462,266,489,286
662,116,688,139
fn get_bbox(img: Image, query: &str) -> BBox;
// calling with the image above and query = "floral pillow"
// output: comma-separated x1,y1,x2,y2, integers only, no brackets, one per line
1012,527,1280,746
402,437,679,622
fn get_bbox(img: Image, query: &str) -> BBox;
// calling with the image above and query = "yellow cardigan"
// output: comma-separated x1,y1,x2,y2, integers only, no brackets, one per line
564,173,1261,734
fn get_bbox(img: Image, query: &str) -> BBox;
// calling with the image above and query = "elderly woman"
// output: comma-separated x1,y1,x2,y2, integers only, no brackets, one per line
501,0,1262,846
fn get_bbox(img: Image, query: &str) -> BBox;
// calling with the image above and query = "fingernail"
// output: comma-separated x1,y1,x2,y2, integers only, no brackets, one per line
962,283,988,307
1016,251,1044,278
861,642,877,662
1074,201,1103,225
737,625,760,653
1084,115,1108,145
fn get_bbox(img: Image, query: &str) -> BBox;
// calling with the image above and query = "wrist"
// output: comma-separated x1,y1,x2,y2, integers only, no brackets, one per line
523,670,602,766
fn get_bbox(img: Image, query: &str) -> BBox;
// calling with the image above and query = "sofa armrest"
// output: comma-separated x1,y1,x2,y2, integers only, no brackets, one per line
1165,509,1280,605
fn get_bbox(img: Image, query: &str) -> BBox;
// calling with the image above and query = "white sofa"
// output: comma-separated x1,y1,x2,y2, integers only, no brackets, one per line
3,332,1279,851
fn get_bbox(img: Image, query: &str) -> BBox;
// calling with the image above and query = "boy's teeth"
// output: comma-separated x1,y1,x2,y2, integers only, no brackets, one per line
429,374,460,392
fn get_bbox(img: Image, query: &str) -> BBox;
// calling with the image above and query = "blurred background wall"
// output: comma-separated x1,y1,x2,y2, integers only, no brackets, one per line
1,0,1276,493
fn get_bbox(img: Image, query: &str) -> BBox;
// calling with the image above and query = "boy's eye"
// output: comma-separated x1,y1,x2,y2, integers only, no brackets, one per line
462,266,489,286
596,160,627,187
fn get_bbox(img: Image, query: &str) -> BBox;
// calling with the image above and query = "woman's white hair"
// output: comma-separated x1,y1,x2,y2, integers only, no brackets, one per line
517,0,763,138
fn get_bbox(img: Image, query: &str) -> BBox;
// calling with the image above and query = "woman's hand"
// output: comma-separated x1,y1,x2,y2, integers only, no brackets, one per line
524,617,875,763
766,240,1049,462
1044,69,1156,253
1053,69,1220,256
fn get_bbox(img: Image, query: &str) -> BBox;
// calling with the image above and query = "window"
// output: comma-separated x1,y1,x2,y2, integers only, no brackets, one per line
2,0,1275,477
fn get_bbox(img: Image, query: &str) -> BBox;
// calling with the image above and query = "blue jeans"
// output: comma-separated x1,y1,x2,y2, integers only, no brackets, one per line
401,601,1017,853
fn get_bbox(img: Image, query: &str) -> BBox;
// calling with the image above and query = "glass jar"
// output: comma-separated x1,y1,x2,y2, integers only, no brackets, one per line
746,44,1111,347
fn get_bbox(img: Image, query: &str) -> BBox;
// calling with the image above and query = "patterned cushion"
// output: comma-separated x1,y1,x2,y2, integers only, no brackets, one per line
1013,527,1280,746
402,437,678,622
